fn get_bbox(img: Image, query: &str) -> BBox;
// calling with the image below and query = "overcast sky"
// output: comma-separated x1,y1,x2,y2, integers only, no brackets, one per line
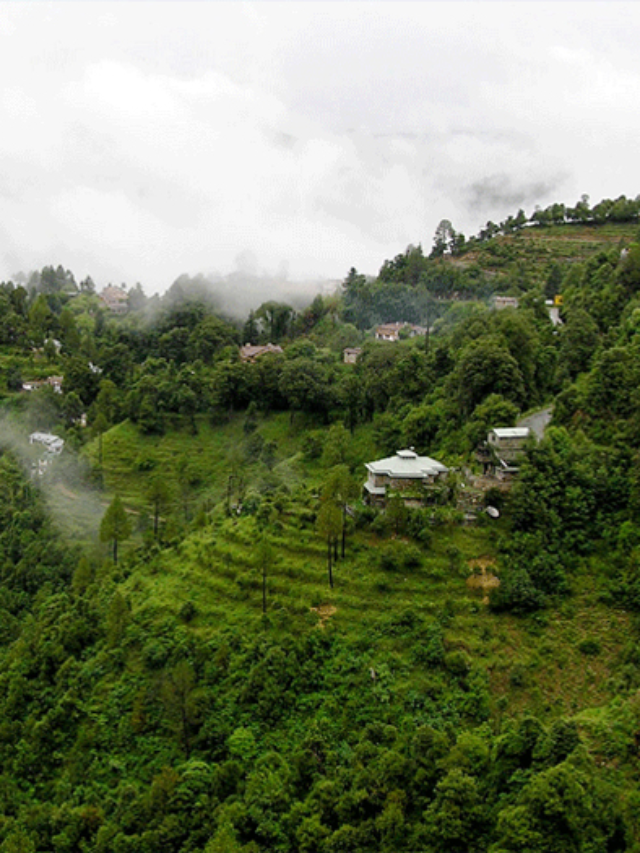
0,1,638,294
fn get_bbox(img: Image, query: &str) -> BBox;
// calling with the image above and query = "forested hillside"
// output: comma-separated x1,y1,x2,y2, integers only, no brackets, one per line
2,199,640,851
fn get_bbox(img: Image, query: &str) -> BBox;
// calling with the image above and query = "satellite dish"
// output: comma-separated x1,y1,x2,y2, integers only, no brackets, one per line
486,506,500,518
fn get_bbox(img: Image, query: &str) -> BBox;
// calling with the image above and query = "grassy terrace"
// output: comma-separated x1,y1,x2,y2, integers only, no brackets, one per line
70,410,632,727
454,222,638,280
113,493,628,728
83,413,378,511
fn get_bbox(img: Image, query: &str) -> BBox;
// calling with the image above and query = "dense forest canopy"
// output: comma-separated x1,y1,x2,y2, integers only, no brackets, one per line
2,198,640,851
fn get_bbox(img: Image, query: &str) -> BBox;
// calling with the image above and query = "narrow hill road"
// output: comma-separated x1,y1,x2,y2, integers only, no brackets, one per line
518,406,552,440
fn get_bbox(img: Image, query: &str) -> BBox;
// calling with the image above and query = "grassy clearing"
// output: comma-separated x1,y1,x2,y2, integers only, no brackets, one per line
83,413,378,515
457,222,637,279
114,495,626,726
74,411,630,725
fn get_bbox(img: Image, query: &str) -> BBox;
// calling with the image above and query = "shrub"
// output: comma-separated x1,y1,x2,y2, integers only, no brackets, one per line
245,432,264,461
243,401,259,434
490,569,545,614
444,650,471,678
413,621,445,666
379,544,403,572
142,639,171,669
578,638,601,656
378,542,423,572
403,544,423,569
179,601,198,623
371,513,389,536
509,663,527,687
135,454,157,471
354,505,378,529
383,608,420,637
301,431,324,461
407,507,430,539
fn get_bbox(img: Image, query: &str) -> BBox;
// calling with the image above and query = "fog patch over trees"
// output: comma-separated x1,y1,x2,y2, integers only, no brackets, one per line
161,260,338,324
0,411,106,544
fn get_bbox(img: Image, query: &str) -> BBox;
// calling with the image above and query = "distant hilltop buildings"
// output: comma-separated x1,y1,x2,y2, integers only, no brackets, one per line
492,296,519,310
99,286,129,314
239,343,284,363
29,432,64,455
22,376,63,393
29,431,64,477
375,322,428,342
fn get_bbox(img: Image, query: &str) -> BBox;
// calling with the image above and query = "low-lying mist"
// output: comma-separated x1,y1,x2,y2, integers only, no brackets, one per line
159,263,340,323
0,413,106,546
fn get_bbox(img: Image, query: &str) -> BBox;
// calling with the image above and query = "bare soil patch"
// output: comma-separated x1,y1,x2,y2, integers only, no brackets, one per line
467,558,500,604
310,604,337,628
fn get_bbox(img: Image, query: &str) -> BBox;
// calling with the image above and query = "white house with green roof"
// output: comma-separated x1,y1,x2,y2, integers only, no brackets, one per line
364,448,448,505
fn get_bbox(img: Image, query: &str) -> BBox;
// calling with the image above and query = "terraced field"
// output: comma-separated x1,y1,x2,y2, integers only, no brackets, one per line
456,222,638,282
116,492,630,726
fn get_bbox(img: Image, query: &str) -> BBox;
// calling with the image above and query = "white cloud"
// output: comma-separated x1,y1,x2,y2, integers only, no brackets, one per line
0,1,638,294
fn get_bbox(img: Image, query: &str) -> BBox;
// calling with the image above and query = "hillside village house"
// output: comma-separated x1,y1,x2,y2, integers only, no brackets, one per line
364,448,448,505
99,286,129,314
239,343,284,363
343,347,362,364
22,376,63,393
485,427,531,479
493,296,520,310
375,322,428,342
29,432,64,455
488,427,531,462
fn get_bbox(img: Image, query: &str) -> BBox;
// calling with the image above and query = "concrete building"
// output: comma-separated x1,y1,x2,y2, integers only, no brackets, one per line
487,427,531,463
29,432,64,455
494,296,519,310
364,448,448,505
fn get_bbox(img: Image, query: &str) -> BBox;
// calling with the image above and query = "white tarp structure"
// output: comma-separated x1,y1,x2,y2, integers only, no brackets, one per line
29,432,64,455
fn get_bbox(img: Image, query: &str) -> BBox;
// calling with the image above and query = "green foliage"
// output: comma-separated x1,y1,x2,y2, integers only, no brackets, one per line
385,494,408,535
465,393,520,450
577,638,601,656
106,589,130,646
99,495,132,563
3,214,640,852
494,428,623,611
378,541,423,572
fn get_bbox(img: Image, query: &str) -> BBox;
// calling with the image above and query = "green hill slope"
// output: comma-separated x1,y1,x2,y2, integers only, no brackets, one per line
448,222,638,287
3,217,640,850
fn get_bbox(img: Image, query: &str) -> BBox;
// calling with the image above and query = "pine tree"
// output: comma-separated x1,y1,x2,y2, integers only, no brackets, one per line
100,495,132,564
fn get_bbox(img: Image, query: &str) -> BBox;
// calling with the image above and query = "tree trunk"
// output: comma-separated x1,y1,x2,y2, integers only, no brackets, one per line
327,537,333,588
